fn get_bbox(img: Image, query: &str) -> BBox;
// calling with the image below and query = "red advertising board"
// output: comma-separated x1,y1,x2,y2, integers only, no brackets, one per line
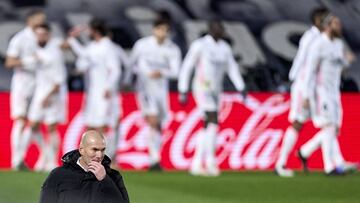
0,92,359,170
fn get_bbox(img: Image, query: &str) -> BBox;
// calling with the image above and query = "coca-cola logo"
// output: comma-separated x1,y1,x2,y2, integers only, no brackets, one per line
63,93,290,170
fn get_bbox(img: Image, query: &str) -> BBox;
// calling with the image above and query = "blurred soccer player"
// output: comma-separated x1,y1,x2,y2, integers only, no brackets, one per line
178,21,246,176
5,9,46,170
299,15,356,175
24,24,67,171
130,19,181,171
67,18,121,136
105,31,131,165
275,8,329,177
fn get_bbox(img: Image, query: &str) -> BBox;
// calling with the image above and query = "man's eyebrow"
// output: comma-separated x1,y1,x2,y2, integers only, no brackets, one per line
92,147,106,151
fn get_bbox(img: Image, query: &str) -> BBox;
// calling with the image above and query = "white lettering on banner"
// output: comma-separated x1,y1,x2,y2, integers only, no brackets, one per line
242,129,282,169
112,111,149,169
229,95,289,169
63,112,84,153
170,109,203,169
63,93,290,170
216,128,237,165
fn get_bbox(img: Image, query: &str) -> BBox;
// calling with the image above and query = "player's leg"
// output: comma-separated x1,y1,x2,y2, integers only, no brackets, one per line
11,117,27,170
43,123,60,171
190,90,218,176
146,114,162,171
276,89,307,177
105,94,121,167
10,88,31,169
313,99,346,175
204,111,220,176
330,109,357,173
190,127,207,176
275,121,302,177
297,132,322,173
330,134,358,173
320,125,339,175
111,119,121,168
138,91,163,171
22,121,47,171
296,95,320,173
106,118,121,167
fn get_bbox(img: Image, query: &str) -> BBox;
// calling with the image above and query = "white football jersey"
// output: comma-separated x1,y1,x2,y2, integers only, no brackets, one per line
302,34,348,101
130,36,181,95
69,37,121,94
69,37,121,127
289,26,320,82
178,35,245,94
28,38,67,124
34,38,67,98
7,27,38,93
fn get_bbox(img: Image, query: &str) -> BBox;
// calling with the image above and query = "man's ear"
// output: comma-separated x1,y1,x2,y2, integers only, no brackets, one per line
79,147,84,156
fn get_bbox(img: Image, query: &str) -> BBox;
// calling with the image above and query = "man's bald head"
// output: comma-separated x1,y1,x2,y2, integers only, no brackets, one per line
79,130,106,164
80,130,106,147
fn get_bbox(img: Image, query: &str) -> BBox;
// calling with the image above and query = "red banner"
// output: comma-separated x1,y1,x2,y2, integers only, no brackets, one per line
1,92,360,170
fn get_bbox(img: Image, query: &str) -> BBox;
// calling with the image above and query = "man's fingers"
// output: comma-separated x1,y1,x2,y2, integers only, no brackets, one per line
88,168,96,175
88,165,96,171
88,163,99,171
90,161,102,168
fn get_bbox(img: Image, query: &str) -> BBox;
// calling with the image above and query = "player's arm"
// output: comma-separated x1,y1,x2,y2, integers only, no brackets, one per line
104,47,121,98
5,36,38,70
117,45,131,70
288,31,311,81
42,49,67,107
341,43,356,68
5,57,22,69
160,45,181,79
178,42,200,105
178,42,200,93
226,47,246,92
5,34,22,69
301,42,322,100
67,37,87,58
6,55,40,70
123,41,142,85
116,45,132,86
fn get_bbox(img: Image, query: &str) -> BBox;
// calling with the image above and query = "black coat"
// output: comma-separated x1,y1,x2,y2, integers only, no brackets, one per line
39,150,129,203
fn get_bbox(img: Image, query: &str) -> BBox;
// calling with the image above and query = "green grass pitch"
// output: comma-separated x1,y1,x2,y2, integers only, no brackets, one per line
0,171,359,203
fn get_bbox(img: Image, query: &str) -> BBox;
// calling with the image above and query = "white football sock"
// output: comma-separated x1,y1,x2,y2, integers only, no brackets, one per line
17,126,33,166
331,136,345,168
33,130,47,171
46,130,60,168
321,126,336,173
11,120,25,168
148,127,161,165
205,123,219,170
191,129,206,170
276,126,298,169
299,130,322,159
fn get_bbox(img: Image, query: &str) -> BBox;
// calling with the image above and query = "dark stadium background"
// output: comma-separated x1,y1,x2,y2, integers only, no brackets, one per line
0,0,360,92
1,1,360,203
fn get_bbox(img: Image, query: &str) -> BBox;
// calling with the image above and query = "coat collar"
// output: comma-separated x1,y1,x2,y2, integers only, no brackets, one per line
61,149,112,168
